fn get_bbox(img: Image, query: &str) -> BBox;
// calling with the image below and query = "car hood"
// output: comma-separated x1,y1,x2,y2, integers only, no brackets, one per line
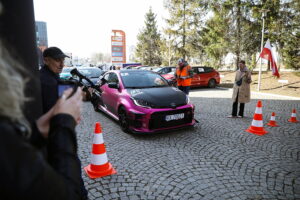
128,87,187,108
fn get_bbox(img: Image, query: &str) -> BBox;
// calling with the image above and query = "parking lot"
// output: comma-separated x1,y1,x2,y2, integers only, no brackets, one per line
77,88,300,200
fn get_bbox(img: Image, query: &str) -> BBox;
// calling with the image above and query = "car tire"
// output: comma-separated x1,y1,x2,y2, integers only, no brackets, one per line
208,79,216,88
118,107,130,133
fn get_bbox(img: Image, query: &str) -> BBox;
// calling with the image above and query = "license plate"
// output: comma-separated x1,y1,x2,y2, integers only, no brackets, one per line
165,113,185,121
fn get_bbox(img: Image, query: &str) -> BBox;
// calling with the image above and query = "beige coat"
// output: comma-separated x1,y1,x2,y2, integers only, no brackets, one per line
232,68,251,103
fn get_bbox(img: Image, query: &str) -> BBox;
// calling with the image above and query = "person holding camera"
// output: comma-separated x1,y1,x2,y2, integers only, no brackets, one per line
0,40,85,199
40,47,88,199
228,60,252,118
40,47,70,113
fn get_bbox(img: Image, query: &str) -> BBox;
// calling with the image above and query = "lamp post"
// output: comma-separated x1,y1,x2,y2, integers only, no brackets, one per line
257,9,269,91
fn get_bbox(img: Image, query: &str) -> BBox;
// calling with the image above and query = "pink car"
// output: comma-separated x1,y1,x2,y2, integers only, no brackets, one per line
95,70,196,134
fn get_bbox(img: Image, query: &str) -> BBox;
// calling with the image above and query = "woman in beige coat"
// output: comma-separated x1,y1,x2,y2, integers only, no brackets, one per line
228,60,252,118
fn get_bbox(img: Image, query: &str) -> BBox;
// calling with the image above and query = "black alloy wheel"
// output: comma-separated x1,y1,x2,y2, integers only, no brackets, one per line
208,79,216,88
118,107,130,133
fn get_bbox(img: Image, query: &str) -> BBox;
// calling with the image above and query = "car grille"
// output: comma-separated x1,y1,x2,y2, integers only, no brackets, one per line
149,108,193,130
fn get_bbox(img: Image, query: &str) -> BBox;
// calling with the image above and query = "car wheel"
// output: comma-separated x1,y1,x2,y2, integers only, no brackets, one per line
118,107,130,133
208,79,216,88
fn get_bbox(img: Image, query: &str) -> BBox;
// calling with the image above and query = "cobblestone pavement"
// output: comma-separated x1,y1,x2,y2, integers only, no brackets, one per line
77,88,300,200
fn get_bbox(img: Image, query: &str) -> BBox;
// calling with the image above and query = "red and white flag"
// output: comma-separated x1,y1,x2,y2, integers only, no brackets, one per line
259,39,280,78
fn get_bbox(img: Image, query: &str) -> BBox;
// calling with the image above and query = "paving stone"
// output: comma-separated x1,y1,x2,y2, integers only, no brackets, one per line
77,90,300,200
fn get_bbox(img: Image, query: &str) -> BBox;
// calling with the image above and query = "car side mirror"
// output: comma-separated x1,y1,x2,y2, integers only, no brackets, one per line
108,82,119,89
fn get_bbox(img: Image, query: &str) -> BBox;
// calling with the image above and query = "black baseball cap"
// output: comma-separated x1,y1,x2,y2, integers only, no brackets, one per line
43,47,70,59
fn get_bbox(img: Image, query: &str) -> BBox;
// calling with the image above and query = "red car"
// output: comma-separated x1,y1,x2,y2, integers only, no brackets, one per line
190,66,220,88
154,66,220,88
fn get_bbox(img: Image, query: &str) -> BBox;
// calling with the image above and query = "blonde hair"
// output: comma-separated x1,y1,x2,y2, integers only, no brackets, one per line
0,40,29,130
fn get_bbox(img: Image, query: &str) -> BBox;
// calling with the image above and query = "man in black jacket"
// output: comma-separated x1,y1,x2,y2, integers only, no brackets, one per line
40,47,69,113
40,47,88,199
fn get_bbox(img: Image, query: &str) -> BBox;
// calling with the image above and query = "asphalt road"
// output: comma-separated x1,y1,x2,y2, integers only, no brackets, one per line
77,87,300,200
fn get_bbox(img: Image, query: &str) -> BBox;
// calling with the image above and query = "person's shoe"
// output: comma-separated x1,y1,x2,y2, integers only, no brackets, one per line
227,115,237,118
237,115,244,118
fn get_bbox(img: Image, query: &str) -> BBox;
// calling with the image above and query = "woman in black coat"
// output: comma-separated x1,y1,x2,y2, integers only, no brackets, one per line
0,40,85,200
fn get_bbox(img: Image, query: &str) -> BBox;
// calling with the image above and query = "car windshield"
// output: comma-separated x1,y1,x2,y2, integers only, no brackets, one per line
78,68,102,78
120,71,169,88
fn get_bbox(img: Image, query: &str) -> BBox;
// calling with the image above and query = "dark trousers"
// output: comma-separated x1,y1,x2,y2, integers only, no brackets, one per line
232,93,245,117
178,86,190,95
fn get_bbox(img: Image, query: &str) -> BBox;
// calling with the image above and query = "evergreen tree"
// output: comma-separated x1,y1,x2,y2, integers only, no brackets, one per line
164,0,208,61
135,7,162,66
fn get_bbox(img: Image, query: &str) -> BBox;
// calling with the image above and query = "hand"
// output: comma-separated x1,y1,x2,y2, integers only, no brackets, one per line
36,106,55,138
36,87,83,138
53,87,83,124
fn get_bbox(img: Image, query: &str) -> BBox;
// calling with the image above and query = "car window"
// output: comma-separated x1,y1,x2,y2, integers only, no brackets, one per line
204,67,213,73
120,71,168,88
78,68,102,78
198,67,205,73
153,67,163,73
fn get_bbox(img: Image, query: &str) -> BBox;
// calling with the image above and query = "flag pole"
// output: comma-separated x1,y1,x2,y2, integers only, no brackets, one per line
257,9,269,91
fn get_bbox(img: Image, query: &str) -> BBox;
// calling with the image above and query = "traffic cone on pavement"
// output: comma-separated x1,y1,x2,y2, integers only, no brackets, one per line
288,109,299,123
267,112,279,127
246,100,268,136
84,122,117,179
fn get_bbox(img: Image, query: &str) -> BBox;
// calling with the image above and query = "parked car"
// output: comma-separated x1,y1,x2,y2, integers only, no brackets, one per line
60,67,74,80
95,70,196,134
190,66,220,88
72,67,104,101
153,66,220,88
76,67,104,85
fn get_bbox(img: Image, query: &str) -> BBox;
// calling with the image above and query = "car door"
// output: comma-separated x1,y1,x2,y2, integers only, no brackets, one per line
100,72,120,115
192,67,207,86
202,67,214,85
196,67,208,86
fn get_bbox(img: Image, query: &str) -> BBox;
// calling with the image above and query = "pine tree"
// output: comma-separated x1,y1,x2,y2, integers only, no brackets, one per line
135,7,162,66
164,0,207,61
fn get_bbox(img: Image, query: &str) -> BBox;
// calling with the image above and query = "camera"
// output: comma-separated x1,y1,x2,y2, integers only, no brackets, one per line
58,79,78,98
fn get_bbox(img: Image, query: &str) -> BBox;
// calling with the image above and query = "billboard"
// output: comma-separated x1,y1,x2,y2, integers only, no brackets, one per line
111,30,126,66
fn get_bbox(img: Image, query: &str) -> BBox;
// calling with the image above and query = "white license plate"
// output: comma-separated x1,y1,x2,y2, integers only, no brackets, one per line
165,113,185,121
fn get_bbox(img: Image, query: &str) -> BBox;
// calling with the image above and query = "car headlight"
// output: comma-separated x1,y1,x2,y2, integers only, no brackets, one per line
131,98,154,108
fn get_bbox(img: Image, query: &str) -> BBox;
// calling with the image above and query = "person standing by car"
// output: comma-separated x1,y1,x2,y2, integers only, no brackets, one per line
175,58,193,95
40,47,70,113
228,60,252,118
40,47,88,199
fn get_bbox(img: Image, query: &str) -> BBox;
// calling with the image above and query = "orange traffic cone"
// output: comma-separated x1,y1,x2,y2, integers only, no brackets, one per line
267,112,279,127
246,100,268,136
84,122,117,179
288,109,299,123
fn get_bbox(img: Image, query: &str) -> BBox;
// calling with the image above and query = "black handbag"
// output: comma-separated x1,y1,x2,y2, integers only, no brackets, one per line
236,78,243,86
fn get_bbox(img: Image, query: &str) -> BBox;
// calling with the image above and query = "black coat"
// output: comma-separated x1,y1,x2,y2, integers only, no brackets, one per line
40,65,60,113
0,114,83,200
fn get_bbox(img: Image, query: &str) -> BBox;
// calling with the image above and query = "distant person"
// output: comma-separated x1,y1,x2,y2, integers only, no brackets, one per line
175,58,193,95
228,60,252,118
40,47,70,113
110,65,116,70
0,39,85,199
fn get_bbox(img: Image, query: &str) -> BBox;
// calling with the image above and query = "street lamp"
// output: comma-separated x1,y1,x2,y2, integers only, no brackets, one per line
257,9,269,91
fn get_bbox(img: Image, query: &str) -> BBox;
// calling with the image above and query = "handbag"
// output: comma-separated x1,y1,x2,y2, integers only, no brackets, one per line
236,77,243,86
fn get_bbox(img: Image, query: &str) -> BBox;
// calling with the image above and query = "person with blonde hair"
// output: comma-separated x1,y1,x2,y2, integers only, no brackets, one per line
0,39,85,199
